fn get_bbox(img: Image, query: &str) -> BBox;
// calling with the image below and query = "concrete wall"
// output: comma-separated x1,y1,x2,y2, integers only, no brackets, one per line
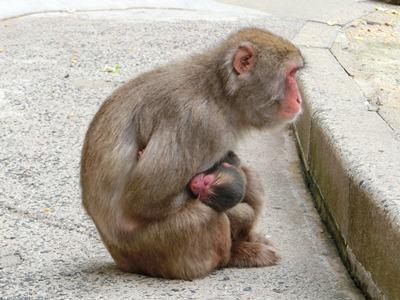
294,47,400,299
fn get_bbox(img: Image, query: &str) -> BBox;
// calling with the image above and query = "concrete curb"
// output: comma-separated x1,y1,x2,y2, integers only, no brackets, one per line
293,22,400,299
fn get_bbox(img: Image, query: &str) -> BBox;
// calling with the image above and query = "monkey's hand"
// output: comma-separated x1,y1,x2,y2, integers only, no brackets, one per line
137,149,145,160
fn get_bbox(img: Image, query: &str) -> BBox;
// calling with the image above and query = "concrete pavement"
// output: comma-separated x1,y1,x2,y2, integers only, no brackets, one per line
331,9,400,138
0,4,364,300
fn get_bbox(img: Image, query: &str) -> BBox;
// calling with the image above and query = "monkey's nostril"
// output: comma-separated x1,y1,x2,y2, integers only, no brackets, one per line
296,98,301,104
191,178,199,187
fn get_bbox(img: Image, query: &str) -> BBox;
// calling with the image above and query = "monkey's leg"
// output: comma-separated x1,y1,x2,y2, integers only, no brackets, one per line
225,165,265,241
104,204,232,280
224,204,278,267
240,165,264,215
225,203,255,241
239,166,276,245
226,209,279,268
225,165,280,267
225,203,274,246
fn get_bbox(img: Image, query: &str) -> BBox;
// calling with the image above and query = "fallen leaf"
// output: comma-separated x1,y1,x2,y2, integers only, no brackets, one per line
103,64,121,73
375,6,387,12
70,56,77,65
43,208,51,214
0,48,4,53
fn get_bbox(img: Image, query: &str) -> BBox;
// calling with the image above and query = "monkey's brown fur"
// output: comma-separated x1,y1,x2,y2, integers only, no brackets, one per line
81,28,303,279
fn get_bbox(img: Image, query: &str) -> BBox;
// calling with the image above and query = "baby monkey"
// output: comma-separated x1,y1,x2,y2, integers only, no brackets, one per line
189,161,246,212
138,150,246,212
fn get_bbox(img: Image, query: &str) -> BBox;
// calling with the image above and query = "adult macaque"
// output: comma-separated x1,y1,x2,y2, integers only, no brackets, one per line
81,28,304,279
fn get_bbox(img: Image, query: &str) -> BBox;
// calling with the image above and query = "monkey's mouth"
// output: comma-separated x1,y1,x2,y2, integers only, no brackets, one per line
279,107,302,121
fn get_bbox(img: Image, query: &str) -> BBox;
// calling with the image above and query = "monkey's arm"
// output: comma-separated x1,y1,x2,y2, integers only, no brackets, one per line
121,128,220,220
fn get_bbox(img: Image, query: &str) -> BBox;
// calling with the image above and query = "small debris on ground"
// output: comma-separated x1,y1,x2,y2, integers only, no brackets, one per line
103,64,121,73
43,208,51,214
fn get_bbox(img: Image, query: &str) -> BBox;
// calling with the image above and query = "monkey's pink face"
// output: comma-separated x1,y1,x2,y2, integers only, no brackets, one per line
277,66,302,120
189,163,232,200
189,173,216,200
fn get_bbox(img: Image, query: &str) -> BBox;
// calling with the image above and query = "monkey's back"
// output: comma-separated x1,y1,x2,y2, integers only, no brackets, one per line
80,61,234,234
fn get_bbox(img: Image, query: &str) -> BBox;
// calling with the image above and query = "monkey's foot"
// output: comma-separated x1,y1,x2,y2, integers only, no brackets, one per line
248,232,273,246
227,241,280,268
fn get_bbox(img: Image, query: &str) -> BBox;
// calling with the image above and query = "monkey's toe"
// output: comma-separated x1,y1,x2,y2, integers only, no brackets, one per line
261,244,281,266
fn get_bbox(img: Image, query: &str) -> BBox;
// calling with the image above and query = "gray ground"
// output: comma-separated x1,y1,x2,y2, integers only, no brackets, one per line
0,8,363,300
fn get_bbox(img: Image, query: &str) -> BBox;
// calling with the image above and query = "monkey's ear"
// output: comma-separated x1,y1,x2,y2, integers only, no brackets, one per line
233,44,255,74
